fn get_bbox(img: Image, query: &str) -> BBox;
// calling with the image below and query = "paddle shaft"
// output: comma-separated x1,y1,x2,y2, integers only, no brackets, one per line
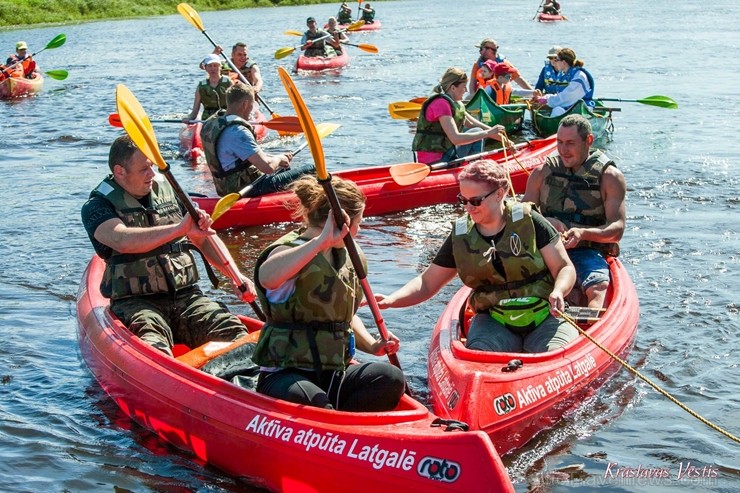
4,36,64,73
428,142,529,173
158,163,265,320
319,176,402,370
233,140,311,199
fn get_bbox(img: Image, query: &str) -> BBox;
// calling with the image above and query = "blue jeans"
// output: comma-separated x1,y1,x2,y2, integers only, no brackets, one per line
569,248,610,291
243,164,315,198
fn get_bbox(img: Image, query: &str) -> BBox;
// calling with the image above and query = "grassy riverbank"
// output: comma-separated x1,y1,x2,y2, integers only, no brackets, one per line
0,0,341,29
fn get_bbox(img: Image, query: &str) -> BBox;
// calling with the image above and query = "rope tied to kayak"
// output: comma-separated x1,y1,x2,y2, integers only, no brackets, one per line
557,309,740,445
497,131,531,198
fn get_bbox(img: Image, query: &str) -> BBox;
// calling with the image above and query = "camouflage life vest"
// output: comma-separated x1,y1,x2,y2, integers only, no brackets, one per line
304,29,335,57
361,8,375,23
337,8,353,24
197,76,231,120
252,231,366,372
201,113,261,197
539,150,620,256
452,201,554,312
91,175,199,300
412,93,466,155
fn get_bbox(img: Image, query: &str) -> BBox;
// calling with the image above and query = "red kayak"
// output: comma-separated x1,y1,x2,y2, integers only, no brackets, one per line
538,12,565,22
77,256,514,493
295,50,350,72
179,107,270,161
194,136,558,230
340,20,382,31
427,257,639,456
0,72,43,99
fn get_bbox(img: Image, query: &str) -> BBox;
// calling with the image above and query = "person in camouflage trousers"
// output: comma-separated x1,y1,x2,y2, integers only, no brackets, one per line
252,176,405,411
81,135,257,356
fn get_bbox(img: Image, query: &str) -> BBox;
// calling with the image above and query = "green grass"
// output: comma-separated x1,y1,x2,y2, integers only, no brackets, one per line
0,0,343,28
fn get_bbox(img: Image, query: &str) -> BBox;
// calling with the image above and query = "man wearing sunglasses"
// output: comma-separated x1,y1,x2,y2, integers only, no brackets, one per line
469,38,532,95
523,114,626,309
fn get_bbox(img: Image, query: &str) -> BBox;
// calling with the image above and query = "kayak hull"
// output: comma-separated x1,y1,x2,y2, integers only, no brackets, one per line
77,256,515,493
466,89,525,134
295,50,350,72
531,100,613,139
179,108,269,161
538,12,565,22
341,20,382,31
0,73,43,99
193,136,558,229
427,257,639,456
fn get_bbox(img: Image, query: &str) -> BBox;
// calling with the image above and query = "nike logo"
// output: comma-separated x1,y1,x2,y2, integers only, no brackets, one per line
509,314,525,321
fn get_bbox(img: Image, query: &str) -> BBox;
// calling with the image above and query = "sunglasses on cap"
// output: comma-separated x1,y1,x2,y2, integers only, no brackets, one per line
457,189,497,207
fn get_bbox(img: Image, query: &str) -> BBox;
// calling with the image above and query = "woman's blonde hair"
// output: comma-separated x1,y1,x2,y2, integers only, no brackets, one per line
287,175,366,227
433,67,468,94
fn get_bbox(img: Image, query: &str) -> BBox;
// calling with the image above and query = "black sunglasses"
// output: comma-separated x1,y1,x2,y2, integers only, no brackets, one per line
457,189,497,207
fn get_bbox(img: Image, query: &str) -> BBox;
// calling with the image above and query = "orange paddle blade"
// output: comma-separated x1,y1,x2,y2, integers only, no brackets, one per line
389,163,431,186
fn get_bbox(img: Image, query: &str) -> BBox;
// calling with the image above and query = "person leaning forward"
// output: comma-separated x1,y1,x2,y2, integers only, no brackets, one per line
523,114,627,309
375,159,578,354
252,176,405,411
200,83,315,197
80,135,257,356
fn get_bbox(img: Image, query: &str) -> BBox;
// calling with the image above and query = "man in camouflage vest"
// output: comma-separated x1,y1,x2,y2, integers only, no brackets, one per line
81,135,256,355
201,83,314,197
523,114,627,308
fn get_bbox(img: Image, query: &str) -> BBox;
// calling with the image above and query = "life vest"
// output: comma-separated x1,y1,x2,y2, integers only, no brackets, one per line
5,55,35,78
90,175,200,300
337,8,353,24
540,63,566,94
451,201,554,312
361,8,375,23
563,66,595,104
538,150,620,256
201,113,261,197
228,59,257,86
252,231,366,372
489,80,513,105
411,93,466,156
304,29,334,57
471,55,505,90
197,76,231,120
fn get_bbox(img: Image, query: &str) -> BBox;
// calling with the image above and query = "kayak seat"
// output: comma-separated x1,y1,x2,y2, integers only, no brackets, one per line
176,330,260,369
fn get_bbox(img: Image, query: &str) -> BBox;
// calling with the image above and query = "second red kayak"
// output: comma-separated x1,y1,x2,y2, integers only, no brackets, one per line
295,50,350,72
194,136,558,229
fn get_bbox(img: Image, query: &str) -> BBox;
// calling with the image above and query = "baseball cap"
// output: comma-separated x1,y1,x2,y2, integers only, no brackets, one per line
16,41,28,50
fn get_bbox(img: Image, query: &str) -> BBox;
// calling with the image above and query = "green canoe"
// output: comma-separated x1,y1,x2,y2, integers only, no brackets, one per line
465,89,525,134
530,99,613,139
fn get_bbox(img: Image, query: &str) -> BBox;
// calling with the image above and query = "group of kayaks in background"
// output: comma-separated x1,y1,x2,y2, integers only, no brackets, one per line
9,2,715,493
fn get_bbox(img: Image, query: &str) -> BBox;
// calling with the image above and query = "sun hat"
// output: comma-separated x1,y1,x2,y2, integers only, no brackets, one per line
547,45,562,57
482,60,498,72
494,63,516,77
16,41,28,50
201,54,222,68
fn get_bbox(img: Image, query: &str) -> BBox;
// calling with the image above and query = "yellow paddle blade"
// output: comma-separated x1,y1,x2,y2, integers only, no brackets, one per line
277,67,326,179
346,20,365,31
316,122,341,139
389,163,431,186
284,30,302,36
388,102,421,120
115,84,167,170
212,193,240,222
177,3,204,31
275,47,297,60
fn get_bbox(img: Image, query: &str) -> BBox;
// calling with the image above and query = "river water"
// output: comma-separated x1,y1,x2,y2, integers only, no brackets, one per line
1,0,738,491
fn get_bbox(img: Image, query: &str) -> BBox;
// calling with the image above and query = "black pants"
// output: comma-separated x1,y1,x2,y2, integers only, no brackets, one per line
257,362,405,412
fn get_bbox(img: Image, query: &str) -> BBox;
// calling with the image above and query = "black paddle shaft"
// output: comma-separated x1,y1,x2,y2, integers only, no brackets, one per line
318,175,403,371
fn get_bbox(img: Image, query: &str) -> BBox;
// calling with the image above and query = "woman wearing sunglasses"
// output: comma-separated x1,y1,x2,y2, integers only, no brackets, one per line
412,67,505,165
374,159,578,353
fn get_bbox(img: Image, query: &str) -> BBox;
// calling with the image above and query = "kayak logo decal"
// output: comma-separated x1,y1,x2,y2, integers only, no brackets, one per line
493,393,516,416
417,456,461,483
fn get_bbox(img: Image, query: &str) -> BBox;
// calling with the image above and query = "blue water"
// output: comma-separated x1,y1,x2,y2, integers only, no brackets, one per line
1,0,738,491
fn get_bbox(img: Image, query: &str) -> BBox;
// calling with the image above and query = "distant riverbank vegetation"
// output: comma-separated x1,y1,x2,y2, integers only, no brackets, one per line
1,0,342,28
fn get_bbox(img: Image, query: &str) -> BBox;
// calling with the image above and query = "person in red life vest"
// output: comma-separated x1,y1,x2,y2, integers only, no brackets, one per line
469,38,532,95
484,62,537,104
5,41,38,79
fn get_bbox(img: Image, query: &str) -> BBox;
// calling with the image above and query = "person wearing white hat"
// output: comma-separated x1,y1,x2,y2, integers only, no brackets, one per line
535,45,566,95
183,54,234,123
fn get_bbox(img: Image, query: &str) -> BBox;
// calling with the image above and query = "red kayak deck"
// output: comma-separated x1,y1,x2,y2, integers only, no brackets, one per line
295,50,350,72
194,136,558,230
427,257,639,456
538,12,565,22
77,256,514,493
340,20,382,31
